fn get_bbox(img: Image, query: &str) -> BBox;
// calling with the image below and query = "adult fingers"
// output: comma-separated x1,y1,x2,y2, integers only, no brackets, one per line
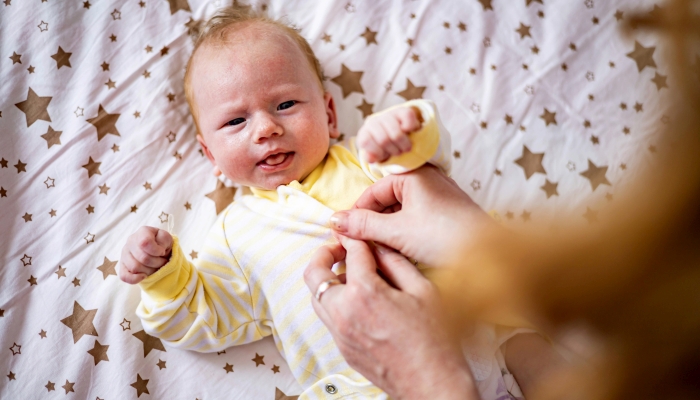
336,235,383,284
352,174,403,212
330,209,400,250
304,244,346,305
373,244,432,296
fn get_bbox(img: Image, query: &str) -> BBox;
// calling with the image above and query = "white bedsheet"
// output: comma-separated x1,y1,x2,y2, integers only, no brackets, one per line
0,0,667,398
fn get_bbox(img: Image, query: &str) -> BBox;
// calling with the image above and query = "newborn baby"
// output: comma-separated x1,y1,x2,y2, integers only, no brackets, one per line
119,5,547,399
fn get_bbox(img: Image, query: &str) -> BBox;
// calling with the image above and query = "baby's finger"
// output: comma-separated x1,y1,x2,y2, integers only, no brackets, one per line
399,106,423,132
380,118,412,154
374,129,403,159
154,230,173,253
120,268,147,285
124,248,163,273
358,131,390,163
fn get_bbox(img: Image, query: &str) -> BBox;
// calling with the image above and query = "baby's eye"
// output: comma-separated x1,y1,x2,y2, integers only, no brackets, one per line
278,100,296,111
227,118,245,126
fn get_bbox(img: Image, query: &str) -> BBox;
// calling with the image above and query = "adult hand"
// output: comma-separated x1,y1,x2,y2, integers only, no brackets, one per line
329,165,491,267
304,234,479,400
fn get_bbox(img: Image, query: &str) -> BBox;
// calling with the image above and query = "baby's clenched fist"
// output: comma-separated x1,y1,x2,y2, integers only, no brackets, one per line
119,226,173,284
357,106,424,163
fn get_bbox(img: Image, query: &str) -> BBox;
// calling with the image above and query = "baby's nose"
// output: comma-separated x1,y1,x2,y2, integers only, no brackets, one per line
253,115,283,142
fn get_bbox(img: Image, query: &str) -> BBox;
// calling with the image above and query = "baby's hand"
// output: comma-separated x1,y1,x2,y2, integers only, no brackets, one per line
357,106,423,163
119,226,173,284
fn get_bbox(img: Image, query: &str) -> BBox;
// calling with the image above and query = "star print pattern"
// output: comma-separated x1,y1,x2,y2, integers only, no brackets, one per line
0,0,669,398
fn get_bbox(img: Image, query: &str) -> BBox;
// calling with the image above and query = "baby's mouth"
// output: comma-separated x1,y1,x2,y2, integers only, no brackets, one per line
259,152,293,166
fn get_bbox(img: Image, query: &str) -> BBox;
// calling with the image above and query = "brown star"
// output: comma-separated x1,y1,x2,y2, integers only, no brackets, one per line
478,0,493,10
411,53,420,62
82,157,102,178
579,159,611,191
0,187,6,197
321,33,331,43
49,209,57,217
521,210,531,222
98,183,110,195
540,108,557,126
223,363,234,373
651,72,668,90
360,27,378,45
356,99,374,118
83,1,90,8
120,318,131,331
152,359,166,370
444,47,452,55
331,64,364,98
15,87,52,127
21,212,32,222
167,92,175,102
166,0,190,14
541,180,559,198
0,158,7,168
14,159,27,173
590,135,599,145
160,46,169,56
41,126,62,148
626,41,656,72
97,257,117,279
397,78,426,101
109,34,117,42
50,46,72,69
274,388,299,400
143,182,152,190
583,207,598,223
130,374,150,398
133,110,141,118
185,17,199,35
514,146,546,180
61,380,75,394
634,102,644,113
86,204,95,214
614,10,623,20
205,180,237,214
100,61,109,71
7,371,15,381
516,23,532,39
112,144,120,152
190,250,198,259
252,353,265,366
39,329,47,338
131,205,138,213
145,45,153,53
526,0,543,5
142,70,151,78
21,254,32,266
87,340,110,365
9,343,21,355
10,51,21,64
105,79,116,90
139,1,145,7
56,265,66,279
61,301,98,343
45,381,55,391
28,275,38,286
87,104,121,141
272,365,280,373
562,63,568,71
458,22,467,31
133,330,167,357
569,43,577,51
184,202,192,210
27,65,35,73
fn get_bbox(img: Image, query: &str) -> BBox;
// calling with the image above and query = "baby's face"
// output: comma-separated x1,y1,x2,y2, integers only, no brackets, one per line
191,25,338,190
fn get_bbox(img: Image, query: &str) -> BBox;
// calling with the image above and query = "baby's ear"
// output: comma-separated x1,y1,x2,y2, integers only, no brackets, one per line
197,134,217,165
324,92,340,139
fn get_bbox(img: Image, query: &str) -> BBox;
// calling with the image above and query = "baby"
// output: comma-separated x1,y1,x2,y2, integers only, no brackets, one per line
119,6,561,400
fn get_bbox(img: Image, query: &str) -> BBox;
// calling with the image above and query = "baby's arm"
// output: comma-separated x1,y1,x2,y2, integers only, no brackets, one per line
503,333,568,398
119,222,265,352
356,99,452,178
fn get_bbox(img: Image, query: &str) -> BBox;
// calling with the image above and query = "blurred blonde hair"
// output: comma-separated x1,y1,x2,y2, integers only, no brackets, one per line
439,1,700,399
183,5,325,136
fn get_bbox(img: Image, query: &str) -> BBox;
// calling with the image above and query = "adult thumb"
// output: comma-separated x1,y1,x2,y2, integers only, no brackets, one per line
330,209,400,248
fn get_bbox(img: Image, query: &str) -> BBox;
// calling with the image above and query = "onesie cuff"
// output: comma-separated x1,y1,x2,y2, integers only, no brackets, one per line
139,236,192,302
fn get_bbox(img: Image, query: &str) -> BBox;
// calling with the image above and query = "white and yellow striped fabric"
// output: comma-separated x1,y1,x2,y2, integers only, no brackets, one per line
136,100,450,399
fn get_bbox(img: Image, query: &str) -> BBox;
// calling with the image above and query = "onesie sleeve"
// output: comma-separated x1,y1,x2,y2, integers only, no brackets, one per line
350,99,452,181
135,213,266,352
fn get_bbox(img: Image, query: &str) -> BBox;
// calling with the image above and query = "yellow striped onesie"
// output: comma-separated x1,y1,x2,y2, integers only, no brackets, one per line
136,100,451,399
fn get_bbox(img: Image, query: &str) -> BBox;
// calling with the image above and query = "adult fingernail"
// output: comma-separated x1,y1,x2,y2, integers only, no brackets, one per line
329,211,348,233
374,243,393,255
